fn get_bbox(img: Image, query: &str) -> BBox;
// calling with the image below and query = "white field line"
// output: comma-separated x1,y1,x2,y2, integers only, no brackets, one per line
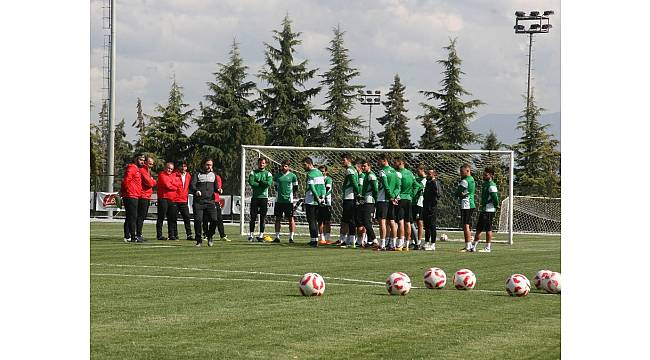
90,273,380,287
89,263,556,296
90,263,384,285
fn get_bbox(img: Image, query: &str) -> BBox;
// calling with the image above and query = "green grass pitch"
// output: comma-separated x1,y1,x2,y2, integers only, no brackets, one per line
90,222,560,359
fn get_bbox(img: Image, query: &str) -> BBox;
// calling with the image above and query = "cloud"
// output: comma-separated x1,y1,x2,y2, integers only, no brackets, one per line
90,0,561,143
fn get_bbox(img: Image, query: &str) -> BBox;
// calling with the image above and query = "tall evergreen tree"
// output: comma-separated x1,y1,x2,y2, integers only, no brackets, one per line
512,91,561,197
364,133,379,148
317,26,364,147
418,117,438,149
257,15,321,146
480,129,507,192
418,38,483,150
377,74,412,149
193,40,265,193
132,98,146,152
141,78,193,165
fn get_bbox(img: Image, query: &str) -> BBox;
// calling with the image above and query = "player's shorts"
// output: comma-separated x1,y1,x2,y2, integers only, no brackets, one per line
396,199,412,222
355,202,365,225
412,204,423,221
475,211,495,232
317,205,332,222
460,208,475,226
375,201,396,220
274,202,294,218
342,200,355,223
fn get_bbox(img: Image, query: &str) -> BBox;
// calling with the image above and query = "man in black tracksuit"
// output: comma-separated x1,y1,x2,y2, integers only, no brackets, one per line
190,159,221,247
422,169,443,251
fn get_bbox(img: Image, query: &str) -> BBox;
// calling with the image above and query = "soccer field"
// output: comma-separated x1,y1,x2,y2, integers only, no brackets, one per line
90,222,560,359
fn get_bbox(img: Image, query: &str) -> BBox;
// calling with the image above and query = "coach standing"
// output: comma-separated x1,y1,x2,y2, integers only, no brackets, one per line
190,159,221,247
121,154,145,242
156,162,180,240
136,156,157,241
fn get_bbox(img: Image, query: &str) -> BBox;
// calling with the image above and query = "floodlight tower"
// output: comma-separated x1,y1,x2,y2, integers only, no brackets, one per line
358,90,381,140
102,0,116,218
514,10,554,117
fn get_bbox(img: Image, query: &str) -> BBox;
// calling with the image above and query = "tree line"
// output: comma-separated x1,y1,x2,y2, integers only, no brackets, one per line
90,15,560,198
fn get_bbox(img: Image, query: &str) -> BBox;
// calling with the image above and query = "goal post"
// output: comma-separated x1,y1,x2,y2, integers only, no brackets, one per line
240,145,515,245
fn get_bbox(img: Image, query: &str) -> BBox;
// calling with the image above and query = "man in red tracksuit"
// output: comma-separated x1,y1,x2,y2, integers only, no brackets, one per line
121,154,145,242
156,162,181,240
174,161,193,240
137,156,157,241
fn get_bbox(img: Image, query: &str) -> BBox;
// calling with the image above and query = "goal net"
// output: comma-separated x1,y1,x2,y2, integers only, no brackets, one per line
497,196,560,234
240,145,515,244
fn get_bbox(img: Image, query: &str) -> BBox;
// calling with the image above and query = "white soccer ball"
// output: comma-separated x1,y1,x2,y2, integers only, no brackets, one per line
540,271,561,294
440,234,448,242
505,274,531,297
453,269,476,290
423,267,447,289
298,272,326,296
534,270,553,290
386,272,412,295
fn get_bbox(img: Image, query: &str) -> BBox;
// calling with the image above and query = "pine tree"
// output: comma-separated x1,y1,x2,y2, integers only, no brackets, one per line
480,129,507,193
132,98,146,151
418,38,483,150
317,26,364,147
141,78,193,165
364,133,379,148
193,40,265,193
377,74,412,149
257,15,321,146
512,92,561,197
418,117,438,149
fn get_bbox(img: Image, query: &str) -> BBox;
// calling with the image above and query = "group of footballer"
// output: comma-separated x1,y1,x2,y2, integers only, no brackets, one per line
246,153,500,252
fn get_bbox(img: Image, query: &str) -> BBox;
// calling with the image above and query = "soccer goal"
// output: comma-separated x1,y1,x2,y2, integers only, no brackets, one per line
497,196,560,234
240,145,515,244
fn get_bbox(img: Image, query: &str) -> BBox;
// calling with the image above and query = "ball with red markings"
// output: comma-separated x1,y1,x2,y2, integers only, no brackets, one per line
453,269,476,290
423,267,447,289
540,271,561,294
533,270,553,290
386,272,412,295
505,274,531,297
298,272,326,296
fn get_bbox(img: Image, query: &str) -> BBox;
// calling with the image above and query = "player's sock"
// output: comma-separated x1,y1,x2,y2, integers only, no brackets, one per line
339,233,345,243
465,242,472,250
348,235,356,245
258,232,264,239
471,240,479,249
380,239,386,248
289,232,295,240
275,232,281,240
485,243,491,250
362,233,368,244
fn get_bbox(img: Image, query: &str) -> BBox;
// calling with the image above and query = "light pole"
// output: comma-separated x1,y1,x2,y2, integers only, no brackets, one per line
514,10,554,118
358,89,381,141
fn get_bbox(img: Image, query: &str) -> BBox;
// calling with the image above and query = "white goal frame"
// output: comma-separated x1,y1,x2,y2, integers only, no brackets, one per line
240,145,514,245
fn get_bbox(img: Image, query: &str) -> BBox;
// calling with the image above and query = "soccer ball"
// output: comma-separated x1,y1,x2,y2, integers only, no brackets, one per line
453,269,476,290
505,274,531,297
534,269,553,290
386,272,412,295
423,267,447,289
540,271,561,294
440,233,448,241
298,273,326,296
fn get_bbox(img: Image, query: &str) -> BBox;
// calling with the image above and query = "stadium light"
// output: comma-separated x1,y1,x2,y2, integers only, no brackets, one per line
358,89,381,141
513,9,554,127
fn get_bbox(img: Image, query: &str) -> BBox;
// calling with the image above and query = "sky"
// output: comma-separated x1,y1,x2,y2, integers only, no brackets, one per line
89,0,561,143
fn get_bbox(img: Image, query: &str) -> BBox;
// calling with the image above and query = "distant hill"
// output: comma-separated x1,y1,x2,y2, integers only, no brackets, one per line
469,112,561,149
